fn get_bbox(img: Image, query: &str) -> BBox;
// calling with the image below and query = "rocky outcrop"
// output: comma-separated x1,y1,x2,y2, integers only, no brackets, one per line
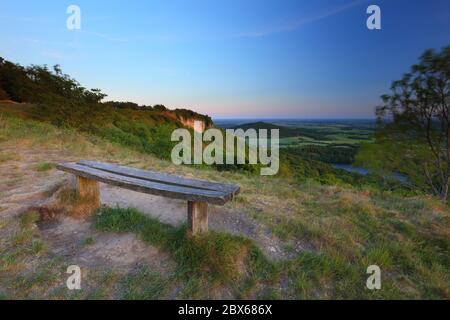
178,117,210,133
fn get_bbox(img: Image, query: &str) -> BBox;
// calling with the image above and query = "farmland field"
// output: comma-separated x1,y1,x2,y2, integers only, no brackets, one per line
214,119,375,148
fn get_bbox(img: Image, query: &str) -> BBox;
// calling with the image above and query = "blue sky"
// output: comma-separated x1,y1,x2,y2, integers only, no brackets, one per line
1,0,449,118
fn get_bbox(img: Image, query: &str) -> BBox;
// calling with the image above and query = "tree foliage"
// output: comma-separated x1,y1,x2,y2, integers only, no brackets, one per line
0,58,106,104
357,46,450,200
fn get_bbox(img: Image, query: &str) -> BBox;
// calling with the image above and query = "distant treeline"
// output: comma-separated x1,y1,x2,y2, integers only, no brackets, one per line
103,101,213,127
284,145,357,164
230,121,325,139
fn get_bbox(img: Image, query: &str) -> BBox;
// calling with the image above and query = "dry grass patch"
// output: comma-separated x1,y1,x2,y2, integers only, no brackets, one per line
56,187,99,218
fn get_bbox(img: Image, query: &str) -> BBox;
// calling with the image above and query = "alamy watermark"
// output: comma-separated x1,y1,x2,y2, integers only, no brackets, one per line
63,3,381,175
171,121,279,176
66,265,81,290
65,4,380,32
366,5,381,30
366,265,381,290
66,5,81,30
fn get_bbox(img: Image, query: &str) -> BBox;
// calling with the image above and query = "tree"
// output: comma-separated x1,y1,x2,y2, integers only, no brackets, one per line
358,46,450,200
0,87,9,100
153,104,167,111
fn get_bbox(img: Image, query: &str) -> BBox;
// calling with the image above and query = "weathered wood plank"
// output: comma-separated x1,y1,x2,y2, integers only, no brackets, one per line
187,201,208,234
77,160,240,195
57,162,232,205
76,176,100,211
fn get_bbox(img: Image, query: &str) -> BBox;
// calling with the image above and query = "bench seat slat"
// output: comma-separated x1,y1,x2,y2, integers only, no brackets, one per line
57,162,233,205
77,160,240,195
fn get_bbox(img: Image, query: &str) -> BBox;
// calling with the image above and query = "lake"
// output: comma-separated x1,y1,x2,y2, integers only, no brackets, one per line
332,164,409,184
332,164,369,175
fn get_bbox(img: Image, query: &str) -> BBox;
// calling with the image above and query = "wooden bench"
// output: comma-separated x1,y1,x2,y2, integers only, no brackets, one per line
56,160,240,235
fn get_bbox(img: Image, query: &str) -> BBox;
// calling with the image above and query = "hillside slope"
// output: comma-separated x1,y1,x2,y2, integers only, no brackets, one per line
0,100,206,160
0,113,448,299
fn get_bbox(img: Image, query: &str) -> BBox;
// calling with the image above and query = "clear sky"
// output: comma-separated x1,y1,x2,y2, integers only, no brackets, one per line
1,0,449,118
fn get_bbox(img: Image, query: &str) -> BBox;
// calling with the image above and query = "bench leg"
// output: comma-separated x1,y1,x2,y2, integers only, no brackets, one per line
76,176,100,210
187,201,208,235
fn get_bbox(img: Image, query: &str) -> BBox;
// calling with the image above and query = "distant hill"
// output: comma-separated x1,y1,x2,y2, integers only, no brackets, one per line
230,121,299,138
230,121,328,140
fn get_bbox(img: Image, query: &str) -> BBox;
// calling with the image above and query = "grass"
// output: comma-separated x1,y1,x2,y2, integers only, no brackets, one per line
82,236,96,246
56,187,100,217
91,202,449,299
244,185,450,299
34,162,54,172
0,211,54,298
0,102,178,160
19,211,40,229
120,266,170,299
93,207,276,288
0,113,448,299
0,153,18,163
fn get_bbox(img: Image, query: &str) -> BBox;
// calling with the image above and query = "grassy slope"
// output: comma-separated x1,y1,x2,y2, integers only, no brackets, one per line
0,102,188,160
0,112,449,299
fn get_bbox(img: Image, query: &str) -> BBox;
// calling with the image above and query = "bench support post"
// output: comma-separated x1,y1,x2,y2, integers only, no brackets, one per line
187,201,208,235
76,176,100,210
